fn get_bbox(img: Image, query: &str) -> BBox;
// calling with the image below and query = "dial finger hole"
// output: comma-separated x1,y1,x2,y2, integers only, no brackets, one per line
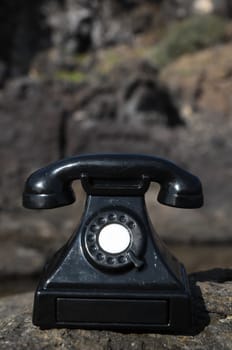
107,257,115,264
90,225,98,232
98,217,106,225
118,255,127,264
108,214,116,221
87,234,95,243
128,221,136,229
119,215,126,223
96,253,104,261
90,245,98,253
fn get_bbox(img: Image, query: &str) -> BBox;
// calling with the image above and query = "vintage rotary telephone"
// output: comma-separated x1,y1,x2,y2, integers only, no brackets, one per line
23,154,203,331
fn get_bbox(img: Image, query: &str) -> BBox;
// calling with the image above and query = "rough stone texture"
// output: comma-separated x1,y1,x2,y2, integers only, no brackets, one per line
156,43,232,243
0,269,231,349
0,0,161,78
1,0,231,80
160,43,232,116
0,0,231,288
0,43,232,282
0,62,184,216
0,78,63,209
65,44,232,245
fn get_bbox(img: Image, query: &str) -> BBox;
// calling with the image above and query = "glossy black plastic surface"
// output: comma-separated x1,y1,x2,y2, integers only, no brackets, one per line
23,153,203,332
23,154,203,209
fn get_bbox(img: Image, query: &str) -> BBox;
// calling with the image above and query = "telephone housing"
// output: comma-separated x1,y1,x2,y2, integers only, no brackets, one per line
23,154,203,332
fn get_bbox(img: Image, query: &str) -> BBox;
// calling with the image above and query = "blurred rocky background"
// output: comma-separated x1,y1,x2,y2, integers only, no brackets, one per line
0,0,232,297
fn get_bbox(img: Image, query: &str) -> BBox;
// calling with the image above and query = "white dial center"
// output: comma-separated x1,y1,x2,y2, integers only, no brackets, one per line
98,223,131,254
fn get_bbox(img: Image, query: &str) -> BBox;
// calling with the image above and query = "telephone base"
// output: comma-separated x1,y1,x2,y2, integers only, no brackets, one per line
33,289,192,332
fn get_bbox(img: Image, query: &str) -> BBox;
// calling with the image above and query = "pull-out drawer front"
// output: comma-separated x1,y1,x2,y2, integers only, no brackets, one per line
56,298,169,325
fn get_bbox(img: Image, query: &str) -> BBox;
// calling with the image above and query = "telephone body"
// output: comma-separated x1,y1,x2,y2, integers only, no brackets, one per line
23,154,203,331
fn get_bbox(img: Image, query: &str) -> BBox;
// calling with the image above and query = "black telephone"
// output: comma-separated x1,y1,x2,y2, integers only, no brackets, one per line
23,154,203,332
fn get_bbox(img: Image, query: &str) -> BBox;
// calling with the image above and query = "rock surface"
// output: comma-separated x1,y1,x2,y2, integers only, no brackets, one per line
0,0,161,78
0,0,231,287
1,43,232,282
0,268,231,350
1,0,231,80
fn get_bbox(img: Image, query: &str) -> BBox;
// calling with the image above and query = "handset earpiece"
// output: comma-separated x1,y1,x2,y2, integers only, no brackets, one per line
156,168,203,208
23,165,76,209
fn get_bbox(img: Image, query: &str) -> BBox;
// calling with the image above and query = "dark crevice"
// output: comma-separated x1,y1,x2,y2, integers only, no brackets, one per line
190,268,232,283
124,78,185,127
0,0,52,78
58,110,69,159
192,71,206,112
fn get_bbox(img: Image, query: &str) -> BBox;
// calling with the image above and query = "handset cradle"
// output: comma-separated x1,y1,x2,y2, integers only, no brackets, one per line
23,154,203,332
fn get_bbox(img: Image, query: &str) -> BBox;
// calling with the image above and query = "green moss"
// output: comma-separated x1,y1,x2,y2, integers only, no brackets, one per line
55,70,87,83
73,53,89,65
152,15,227,68
96,50,124,74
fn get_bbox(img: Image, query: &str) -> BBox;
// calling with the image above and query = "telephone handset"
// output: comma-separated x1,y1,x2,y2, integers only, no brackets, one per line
23,153,203,209
23,154,203,332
